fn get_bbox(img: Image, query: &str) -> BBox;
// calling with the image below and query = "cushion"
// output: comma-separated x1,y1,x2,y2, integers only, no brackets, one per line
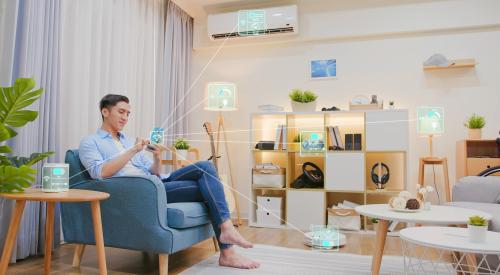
167,202,211,229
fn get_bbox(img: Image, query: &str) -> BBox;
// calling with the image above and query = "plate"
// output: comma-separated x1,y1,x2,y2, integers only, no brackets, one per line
390,207,422,213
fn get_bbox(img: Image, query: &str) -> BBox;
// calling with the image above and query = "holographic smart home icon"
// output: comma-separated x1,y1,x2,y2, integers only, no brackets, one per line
150,127,165,145
42,163,69,192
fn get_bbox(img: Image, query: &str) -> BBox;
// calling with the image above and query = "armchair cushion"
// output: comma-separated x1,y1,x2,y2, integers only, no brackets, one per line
167,202,211,229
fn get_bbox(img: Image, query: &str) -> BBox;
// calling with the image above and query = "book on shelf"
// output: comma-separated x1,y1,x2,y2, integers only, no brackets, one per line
274,125,282,150
273,124,287,150
326,125,344,150
333,126,344,150
281,125,287,150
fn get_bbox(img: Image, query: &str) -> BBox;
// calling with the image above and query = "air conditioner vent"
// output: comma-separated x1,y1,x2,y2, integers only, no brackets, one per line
211,27,295,40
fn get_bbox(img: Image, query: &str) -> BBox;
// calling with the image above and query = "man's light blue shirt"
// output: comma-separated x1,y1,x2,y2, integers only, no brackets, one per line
79,128,154,179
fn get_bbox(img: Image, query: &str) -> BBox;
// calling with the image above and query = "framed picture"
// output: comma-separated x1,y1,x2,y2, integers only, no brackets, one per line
310,59,336,79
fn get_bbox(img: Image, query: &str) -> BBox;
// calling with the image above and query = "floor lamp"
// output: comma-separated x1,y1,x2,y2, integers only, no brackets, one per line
206,82,242,225
417,107,451,202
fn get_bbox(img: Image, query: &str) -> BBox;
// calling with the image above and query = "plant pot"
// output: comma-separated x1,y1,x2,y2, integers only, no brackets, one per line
291,143,301,152
468,129,482,140
176,149,188,160
468,224,487,243
291,101,317,112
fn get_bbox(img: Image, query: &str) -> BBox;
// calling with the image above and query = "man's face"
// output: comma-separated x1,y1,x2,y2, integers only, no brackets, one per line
101,101,131,131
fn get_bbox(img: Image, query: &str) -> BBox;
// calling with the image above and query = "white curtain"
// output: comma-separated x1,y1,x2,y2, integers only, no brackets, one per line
155,1,193,142
60,0,165,152
0,0,62,262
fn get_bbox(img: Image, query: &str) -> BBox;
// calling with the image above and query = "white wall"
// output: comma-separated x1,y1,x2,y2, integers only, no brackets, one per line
188,0,500,217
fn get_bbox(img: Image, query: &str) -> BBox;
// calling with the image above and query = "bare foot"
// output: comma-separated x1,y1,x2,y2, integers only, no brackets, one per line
219,247,260,269
219,220,253,248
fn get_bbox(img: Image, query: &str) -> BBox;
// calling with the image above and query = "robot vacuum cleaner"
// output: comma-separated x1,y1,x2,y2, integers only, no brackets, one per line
304,231,346,249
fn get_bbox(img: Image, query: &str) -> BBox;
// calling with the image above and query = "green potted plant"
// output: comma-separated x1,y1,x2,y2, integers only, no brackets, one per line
468,215,488,243
464,114,485,140
174,138,190,160
0,78,53,193
291,134,302,152
370,218,379,232
289,89,318,112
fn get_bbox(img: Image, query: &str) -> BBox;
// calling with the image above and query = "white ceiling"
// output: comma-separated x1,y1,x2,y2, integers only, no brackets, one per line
173,0,448,20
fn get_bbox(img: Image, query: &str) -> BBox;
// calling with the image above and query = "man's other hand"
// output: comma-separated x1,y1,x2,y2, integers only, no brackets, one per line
147,144,162,161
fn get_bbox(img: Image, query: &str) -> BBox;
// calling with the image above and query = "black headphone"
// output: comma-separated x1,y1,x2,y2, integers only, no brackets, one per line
371,162,390,186
292,162,324,188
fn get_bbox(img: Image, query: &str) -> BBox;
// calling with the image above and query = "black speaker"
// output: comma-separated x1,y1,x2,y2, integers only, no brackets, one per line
345,134,353,150
354,134,362,150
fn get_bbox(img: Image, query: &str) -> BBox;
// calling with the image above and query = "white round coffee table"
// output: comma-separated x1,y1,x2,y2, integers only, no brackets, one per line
400,227,500,274
355,204,492,275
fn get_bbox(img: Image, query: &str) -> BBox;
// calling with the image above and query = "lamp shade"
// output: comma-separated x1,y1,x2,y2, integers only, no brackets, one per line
205,82,237,111
417,107,444,136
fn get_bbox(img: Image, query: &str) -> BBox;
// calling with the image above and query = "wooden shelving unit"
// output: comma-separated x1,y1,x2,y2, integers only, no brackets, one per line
248,110,409,231
423,58,476,71
456,139,500,180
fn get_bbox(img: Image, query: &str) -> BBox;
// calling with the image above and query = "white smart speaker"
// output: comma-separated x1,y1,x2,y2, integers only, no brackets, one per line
42,163,69,192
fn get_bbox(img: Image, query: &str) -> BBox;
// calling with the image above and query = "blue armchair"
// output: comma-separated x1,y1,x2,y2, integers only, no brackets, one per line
61,150,217,274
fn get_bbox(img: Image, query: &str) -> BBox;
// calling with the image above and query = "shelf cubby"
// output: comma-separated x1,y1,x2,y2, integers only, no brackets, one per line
251,113,286,148
325,112,365,151
365,152,406,192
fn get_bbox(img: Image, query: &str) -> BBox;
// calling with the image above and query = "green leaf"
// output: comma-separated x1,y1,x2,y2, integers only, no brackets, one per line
5,110,38,127
0,78,43,131
0,155,12,166
0,165,37,193
0,124,11,142
7,152,54,168
0,145,12,153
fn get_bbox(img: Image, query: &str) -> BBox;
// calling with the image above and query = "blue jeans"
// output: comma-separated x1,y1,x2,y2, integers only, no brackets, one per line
162,161,232,250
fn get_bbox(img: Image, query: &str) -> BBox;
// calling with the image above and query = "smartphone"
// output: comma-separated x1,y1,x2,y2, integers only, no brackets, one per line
146,144,157,152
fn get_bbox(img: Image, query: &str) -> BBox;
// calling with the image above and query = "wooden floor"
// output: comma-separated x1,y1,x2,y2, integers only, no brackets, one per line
6,222,405,275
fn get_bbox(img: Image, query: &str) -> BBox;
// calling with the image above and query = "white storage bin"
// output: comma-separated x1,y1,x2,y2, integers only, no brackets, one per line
256,209,282,226
252,168,286,188
257,196,283,211
327,208,361,231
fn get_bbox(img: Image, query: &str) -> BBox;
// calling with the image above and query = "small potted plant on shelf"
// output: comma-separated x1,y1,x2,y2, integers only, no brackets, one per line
174,138,190,160
370,218,379,232
464,114,485,140
468,215,488,243
292,134,302,152
289,89,318,112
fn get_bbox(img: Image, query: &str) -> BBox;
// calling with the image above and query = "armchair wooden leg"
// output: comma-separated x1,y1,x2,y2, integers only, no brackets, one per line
72,244,86,268
159,254,169,275
212,236,220,252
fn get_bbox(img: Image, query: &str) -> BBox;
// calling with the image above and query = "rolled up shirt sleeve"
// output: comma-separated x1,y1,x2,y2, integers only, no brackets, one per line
79,137,105,179
139,151,154,174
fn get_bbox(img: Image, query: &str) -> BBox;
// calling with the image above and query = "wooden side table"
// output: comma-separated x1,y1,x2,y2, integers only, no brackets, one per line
0,189,110,275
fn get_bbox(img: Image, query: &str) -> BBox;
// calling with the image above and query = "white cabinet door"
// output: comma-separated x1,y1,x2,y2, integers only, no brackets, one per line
286,190,325,230
366,110,408,151
325,152,365,191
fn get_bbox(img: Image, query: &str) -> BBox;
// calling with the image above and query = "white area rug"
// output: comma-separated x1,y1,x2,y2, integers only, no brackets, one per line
180,244,407,275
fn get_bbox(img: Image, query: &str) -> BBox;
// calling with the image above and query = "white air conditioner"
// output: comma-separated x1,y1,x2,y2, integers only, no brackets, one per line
207,5,298,40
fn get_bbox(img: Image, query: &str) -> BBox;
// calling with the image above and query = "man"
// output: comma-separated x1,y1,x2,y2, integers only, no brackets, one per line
79,94,259,269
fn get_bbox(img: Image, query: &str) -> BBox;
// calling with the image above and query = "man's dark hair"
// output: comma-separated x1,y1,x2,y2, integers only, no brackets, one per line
99,94,129,120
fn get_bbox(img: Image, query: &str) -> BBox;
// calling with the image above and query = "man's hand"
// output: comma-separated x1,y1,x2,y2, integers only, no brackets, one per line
130,137,148,154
